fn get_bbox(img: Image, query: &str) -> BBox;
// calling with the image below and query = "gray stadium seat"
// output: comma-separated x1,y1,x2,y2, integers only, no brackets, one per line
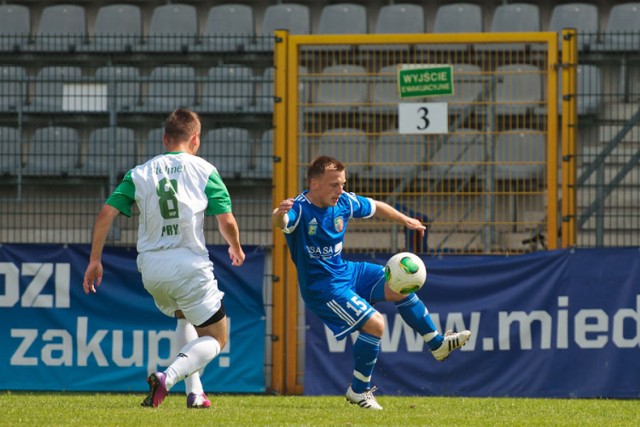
309,65,367,114
86,4,142,52
0,4,30,52
546,3,598,51
95,66,140,112
83,127,136,177
28,66,83,112
314,128,368,176
495,129,546,180
253,129,273,179
141,65,196,112
256,66,308,113
143,128,165,162
421,3,482,52
0,127,21,175
594,3,640,51
367,131,427,179
429,130,485,178
254,4,310,51
0,66,27,112
479,3,540,51
557,64,602,116
25,126,79,176
438,64,484,113
318,3,367,35
494,64,542,115
199,128,252,179
139,4,198,52
200,65,254,113
197,4,254,52
316,3,367,51
30,5,86,52
361,4,424,51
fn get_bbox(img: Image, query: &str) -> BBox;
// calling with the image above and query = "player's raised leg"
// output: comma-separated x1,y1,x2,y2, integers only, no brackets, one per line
391,292,470,361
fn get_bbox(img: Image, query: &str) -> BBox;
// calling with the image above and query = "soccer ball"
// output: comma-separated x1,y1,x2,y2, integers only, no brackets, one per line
384,252,427,294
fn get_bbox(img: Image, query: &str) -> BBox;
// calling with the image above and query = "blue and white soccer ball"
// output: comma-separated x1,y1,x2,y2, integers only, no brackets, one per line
384,252,427,295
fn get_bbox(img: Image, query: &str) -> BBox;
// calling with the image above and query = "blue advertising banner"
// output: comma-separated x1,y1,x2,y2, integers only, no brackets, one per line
304,248,640,398
0,244,265,393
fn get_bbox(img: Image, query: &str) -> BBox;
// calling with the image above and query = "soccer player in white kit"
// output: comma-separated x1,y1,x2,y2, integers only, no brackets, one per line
83,108,245,409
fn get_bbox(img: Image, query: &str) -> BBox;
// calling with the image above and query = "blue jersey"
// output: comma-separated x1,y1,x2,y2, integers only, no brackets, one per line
282,190,376,299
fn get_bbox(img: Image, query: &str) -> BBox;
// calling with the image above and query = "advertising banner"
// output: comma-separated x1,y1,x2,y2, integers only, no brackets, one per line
0,244,265,393
304,248,640,398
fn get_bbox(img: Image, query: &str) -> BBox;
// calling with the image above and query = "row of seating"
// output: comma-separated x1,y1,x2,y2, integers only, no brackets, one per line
309,127,546,181
1,125,546,181
0,63,602,116
0,126,274,180
1,3,639,52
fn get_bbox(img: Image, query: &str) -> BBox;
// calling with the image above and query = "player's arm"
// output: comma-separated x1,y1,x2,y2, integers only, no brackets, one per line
272,198,294,229
373,200,426,236
83,204,120,294
216,212,245,267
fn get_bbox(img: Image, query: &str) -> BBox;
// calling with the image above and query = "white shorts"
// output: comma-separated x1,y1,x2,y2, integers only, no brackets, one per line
137,247,225,327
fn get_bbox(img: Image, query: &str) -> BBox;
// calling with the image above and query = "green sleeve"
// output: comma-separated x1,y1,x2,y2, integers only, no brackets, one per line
105,170,136,217
205,169,232,216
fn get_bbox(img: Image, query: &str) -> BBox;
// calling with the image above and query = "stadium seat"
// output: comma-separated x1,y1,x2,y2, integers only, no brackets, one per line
256,66,308,113
253,129,273,179
494,64,542,115
429,130,485,178
367,130,427,179
197,4,254,52
27,66,83,112
30,5,86,52
314,128,368,176
361,4,424,51
83,127,136,177
95,66,140,112
0,4,30,52
0,66,27,112
315,3,367,51
138,4,198,52
593,3,640,51
545,3,599,52
495,129,546,180
200,65,254,113
253,4,310,51
142,128,165,162
559,65,603,116
309,65,367,114
0,127,21,175
478,3,540,51
140,65,196,112
199,128,252,179
85,4,142,52
25,126,80,176
438,64,484,113
420,3,482,52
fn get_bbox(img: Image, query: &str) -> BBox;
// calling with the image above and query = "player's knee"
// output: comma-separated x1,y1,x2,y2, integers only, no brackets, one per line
361,311,384,337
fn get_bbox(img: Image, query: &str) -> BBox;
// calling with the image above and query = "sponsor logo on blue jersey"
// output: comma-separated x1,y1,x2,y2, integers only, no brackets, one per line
308,218,318,236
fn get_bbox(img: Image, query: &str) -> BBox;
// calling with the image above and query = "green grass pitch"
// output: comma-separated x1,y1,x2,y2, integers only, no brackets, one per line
1,392,638,426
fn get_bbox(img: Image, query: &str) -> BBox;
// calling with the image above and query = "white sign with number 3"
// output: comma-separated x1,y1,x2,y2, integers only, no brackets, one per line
398,102,448,134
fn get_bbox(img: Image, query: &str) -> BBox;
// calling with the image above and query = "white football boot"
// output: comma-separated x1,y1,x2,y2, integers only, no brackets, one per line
431,330,471,361
346,385,383,410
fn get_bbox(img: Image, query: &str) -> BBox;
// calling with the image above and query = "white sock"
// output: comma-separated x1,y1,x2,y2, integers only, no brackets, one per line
164,336,221,390
175,319,204,395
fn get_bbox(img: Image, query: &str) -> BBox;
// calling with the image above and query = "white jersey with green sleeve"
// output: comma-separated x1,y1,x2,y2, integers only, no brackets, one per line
105,151,232,256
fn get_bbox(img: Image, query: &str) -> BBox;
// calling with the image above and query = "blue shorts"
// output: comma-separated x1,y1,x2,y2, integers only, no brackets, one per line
304,261,386,340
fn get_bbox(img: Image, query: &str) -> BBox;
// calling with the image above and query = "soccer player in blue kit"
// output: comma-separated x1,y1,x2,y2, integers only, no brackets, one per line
272,156,471,410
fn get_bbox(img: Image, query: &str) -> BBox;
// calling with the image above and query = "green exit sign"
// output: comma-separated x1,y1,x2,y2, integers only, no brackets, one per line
398,65,454,98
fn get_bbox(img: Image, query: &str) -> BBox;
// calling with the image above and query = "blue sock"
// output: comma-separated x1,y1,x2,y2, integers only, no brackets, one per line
395,294,444,350
352,332,381,393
